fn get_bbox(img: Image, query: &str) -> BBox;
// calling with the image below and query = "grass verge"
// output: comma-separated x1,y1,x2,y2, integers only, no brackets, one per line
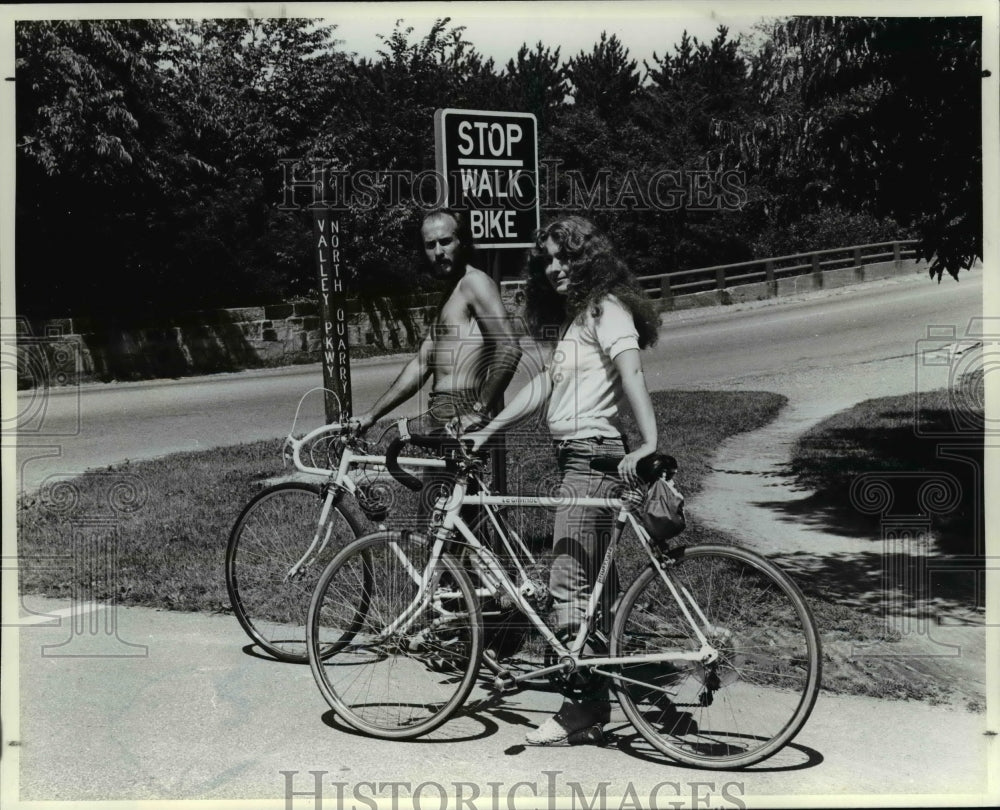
791,375,983,558
18,389,784,612
788,381,985,709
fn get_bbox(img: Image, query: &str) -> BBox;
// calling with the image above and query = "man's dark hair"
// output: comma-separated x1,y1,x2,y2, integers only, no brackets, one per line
524,215,659,349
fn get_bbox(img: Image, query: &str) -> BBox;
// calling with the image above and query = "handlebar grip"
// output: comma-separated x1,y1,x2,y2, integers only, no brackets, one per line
385,437,423,492
411,433,474,455
590,453,677,482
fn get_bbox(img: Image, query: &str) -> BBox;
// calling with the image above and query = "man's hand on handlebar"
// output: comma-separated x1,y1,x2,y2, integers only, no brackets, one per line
445,411,489,438
348,413,375,435
460,429,488,455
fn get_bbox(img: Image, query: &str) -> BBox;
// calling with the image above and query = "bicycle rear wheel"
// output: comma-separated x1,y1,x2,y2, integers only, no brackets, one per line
226,482,362,662
610,544,821,769
308,531,483,738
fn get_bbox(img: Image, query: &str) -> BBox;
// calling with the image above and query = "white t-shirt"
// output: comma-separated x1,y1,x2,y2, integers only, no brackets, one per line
545,295,640,440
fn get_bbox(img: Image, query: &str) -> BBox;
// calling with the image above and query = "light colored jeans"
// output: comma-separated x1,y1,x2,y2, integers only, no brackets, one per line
549,435,625,637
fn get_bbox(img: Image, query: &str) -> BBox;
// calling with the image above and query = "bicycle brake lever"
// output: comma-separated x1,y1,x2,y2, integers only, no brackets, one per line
281,437,295,466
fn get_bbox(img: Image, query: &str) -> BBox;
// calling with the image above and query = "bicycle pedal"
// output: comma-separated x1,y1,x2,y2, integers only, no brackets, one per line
491,669,519,692
566,725,606,746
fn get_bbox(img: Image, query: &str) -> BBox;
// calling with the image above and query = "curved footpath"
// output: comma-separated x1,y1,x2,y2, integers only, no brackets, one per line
687,337,991,726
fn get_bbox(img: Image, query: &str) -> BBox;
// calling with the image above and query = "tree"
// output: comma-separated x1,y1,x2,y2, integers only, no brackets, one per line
15,20,197,318
503,42,569,130
733,16,984,280
306,18,510,304
157,18,350,306
565,32,641,117
15,18,352,317
16,19,175,179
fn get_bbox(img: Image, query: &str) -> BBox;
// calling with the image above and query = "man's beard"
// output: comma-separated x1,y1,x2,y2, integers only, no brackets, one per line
430,257,464,280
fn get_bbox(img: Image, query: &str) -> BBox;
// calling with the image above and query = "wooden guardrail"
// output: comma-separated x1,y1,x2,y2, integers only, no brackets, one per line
501,240,919,307
638,239,918,307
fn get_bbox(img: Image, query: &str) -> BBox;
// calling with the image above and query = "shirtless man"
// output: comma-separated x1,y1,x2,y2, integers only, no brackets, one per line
351,209,522,441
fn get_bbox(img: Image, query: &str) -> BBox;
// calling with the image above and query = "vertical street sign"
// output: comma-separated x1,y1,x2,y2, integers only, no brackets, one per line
313,208,351,422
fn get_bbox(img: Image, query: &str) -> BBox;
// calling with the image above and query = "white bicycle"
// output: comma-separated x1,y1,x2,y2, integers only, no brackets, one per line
306,432,822,769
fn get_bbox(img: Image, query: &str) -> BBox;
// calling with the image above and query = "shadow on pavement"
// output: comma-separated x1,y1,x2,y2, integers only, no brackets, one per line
241,643,311,663
613,726,824,773
319,708,501,744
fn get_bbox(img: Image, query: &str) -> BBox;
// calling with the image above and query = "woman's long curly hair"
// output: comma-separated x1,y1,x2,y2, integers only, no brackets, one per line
524,216,659,348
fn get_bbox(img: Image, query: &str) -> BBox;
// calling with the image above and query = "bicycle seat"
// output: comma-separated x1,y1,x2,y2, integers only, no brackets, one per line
590,453,678,482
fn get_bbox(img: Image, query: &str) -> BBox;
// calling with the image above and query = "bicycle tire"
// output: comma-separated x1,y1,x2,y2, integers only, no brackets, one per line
226,482,363,663
308,531,483,738
610,544,821,769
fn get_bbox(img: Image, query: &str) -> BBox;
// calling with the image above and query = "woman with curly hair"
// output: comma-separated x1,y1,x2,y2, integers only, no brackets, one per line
466,215,661,745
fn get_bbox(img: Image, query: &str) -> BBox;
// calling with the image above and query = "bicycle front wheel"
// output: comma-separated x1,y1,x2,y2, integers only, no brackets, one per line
308,531,483,739
611,544,821,769
226,482,362,663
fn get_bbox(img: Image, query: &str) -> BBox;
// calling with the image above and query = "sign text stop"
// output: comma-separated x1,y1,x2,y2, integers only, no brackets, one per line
434,108,539,248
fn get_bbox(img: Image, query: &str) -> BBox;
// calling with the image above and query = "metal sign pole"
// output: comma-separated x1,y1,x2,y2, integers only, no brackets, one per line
485,248,508,496
313,208,352,422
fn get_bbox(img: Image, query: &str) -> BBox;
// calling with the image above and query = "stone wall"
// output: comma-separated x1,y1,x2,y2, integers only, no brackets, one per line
15,290,526,387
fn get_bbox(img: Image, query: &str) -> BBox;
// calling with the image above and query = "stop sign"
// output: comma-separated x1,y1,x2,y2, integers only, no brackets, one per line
434,108,540,248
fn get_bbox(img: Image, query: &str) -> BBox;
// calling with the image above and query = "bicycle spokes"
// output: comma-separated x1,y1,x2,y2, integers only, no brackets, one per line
611,545,821,769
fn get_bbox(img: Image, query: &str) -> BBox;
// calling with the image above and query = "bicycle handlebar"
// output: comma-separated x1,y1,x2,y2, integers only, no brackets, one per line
384,436,422,491
284,422,351,475
590,453,678,482
384,432,476,492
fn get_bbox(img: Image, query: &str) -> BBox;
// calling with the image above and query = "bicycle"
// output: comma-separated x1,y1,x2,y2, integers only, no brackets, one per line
226,403,536,664
306,432,822,769
225,409,451,663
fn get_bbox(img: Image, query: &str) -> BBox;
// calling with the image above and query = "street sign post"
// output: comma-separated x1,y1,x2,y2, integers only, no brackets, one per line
313,208,352,423
435,109,539,494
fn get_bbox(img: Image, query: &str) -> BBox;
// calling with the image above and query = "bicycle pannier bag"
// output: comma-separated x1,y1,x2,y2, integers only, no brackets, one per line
641,476,686,542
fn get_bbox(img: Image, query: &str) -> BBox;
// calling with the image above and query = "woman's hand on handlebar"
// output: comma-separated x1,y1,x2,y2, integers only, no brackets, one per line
618,446,656,488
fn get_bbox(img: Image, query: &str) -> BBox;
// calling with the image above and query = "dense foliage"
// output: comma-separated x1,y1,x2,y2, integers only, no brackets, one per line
15,16,982,319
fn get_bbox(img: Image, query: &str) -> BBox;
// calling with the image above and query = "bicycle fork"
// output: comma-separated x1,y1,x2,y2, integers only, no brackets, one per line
285,484,344,582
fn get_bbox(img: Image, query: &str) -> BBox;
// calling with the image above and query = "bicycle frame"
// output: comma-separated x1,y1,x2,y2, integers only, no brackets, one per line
282,421,541,581
282,421,447,580
389,467,721,693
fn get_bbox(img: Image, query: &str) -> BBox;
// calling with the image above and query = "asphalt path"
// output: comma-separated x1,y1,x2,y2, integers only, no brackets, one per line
9,594,994,804
6,270,998,806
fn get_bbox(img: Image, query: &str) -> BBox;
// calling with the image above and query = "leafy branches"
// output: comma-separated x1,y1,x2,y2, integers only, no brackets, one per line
735,16,984,279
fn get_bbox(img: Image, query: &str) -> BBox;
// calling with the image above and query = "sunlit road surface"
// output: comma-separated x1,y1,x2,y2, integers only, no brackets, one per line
10,594,994,803
13,271,985,495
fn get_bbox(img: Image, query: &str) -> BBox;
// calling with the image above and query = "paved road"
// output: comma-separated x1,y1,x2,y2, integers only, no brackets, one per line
12,271,986,495
6,271,998,807
9,595,995,803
